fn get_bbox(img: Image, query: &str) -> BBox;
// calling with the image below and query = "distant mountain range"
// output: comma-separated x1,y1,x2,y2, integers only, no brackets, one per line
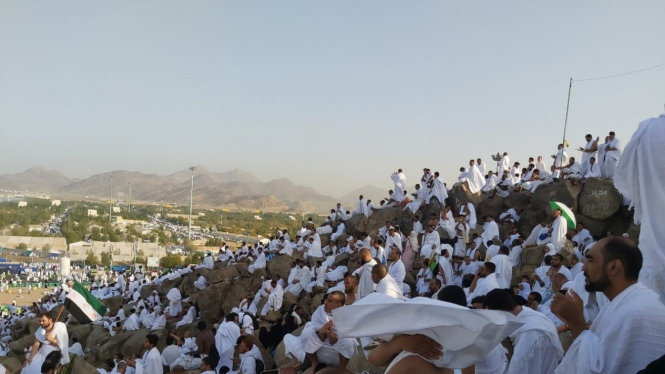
0,166,387,213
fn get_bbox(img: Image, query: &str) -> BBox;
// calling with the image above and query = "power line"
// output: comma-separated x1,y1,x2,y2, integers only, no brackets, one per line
576,62,664,82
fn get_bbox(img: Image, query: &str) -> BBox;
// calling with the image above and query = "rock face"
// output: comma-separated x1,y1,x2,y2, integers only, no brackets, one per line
578,178,623,220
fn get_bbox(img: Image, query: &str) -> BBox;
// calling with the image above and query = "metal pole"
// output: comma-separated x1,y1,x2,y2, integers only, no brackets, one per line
128,182,132,212
109,174,114,222
561,77,573,153
188,166,196,239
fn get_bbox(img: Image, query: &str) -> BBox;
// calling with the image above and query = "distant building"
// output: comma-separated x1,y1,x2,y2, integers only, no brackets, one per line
0,236,66,251
17,201,27,207
167,213,191,220
112,207,121,213
68,240,166,262
288,215,296,221
51,200,61,206
28,225,42,232
88,209,98,217
254,215,262,220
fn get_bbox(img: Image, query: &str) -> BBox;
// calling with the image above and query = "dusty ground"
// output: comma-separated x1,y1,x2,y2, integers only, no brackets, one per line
0,286,53,309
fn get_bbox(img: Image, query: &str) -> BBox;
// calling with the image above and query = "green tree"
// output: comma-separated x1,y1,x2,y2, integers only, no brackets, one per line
100,252,111,267
17,243,28,250
183,238,196,252
160,253,182,268
184,251,204,265
136,249,146,265
205,238,222,247
42,244,52,251
86,250,99,266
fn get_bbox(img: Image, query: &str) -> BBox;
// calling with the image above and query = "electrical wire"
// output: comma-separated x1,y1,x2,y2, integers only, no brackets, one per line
575,62,664,82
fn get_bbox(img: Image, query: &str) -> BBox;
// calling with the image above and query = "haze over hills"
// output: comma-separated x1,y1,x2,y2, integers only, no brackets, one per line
0,166,369,212
0,166,77,191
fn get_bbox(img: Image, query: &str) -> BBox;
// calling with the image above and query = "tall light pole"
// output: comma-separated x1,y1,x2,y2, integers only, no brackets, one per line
188,166,196,239
128,182,132,212
109,174,114,222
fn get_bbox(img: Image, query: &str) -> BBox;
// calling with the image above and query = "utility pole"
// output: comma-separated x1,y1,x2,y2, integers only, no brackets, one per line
188,166,196,239
128,182,132,212
109,174,114,222
161,189,164,212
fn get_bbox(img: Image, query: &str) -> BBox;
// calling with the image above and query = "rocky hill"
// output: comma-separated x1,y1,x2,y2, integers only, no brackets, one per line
1,166,338,212
0,166,75,192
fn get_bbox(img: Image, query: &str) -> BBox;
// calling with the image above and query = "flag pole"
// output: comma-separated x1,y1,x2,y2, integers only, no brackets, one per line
54,305,65,322
562,77,573,148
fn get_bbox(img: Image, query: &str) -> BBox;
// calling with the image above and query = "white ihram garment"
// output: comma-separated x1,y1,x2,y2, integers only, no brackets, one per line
555,283,665,374
613,114,665,304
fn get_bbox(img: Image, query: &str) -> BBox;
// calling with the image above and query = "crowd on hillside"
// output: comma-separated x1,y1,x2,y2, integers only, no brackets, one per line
5,128,665,374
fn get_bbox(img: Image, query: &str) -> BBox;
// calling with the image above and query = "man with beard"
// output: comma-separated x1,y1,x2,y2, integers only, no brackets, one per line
352,248,377,300
552,237,665,374
343,275,358,305
22,311,69,374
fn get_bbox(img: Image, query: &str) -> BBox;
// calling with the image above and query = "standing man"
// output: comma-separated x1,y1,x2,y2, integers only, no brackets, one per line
141,334,162,374
603,131,622,178
388,248,406,290
579,134,598,170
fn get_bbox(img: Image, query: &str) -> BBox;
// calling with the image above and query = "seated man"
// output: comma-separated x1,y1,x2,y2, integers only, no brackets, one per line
193,273,207,291
301,291,356,370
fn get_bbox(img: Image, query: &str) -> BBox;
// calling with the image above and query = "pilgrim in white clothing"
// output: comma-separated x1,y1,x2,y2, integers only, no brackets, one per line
555,283,665,374
301,304,357,365
23,321,70,374
215,320,240,372
551,215,568,251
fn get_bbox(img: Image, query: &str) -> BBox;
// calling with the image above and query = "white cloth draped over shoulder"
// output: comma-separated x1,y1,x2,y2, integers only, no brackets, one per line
555,283,665,374
463,165,486,194
22,322,70,374
353,259,378,300
215,320,240,371
508,306,563,374
613,114,665,304
458,203,477,230
551,216,568,251
301,305,357,359
427,177,448,204
332,293,523,369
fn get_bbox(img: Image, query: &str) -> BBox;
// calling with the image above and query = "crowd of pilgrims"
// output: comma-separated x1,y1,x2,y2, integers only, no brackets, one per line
5,130,665,374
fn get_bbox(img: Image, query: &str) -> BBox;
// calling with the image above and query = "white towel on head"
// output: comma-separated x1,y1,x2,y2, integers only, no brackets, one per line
613,114,665,304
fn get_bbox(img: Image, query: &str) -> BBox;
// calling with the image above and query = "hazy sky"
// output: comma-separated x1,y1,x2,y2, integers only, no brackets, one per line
1,1,663,197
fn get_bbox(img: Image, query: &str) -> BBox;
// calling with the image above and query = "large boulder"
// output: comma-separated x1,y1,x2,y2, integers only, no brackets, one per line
222,276,264,316
267,255,298,281
209,265,240,283
476,195,506,220
578,178,623,220
197,281,232,324
417,197,444,228
367,207,402,237
448,183,483,209
96,328,167,363
575,214,609,238
521,245,547,267
516,205,549,237
70,357,100,374
282,292,299,313
345,214,369,238
160,276,184,295
0,357,23,374
530,181,582,212
504,192,531,211
9,333,34,354
68,324,94,347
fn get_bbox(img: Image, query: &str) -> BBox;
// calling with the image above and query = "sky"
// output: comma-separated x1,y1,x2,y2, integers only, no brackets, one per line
1,1,664,197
